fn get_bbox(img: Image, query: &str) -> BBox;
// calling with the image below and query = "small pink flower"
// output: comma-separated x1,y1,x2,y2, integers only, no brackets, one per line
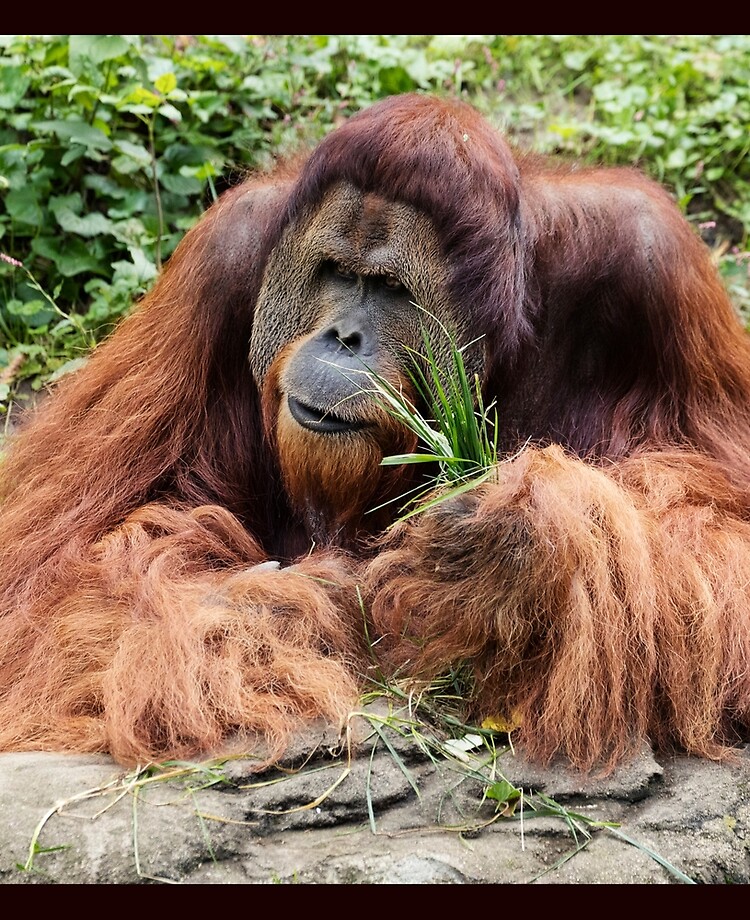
0,253,23,268
699,221,716,230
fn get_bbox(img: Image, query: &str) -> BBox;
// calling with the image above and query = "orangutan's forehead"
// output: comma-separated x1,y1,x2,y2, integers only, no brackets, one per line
298,182,444,278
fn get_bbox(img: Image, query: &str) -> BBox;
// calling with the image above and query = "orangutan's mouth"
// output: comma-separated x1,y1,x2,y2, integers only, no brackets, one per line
287,396,368,434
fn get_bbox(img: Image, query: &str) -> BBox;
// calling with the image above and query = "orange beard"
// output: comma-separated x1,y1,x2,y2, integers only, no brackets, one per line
261,344,418,547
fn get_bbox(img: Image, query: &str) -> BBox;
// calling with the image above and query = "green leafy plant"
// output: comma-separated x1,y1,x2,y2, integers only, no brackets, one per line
362,310,499,522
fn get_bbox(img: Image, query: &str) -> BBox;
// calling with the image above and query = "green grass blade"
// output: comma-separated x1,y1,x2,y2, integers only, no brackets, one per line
604,826,696,884
354,305,500,521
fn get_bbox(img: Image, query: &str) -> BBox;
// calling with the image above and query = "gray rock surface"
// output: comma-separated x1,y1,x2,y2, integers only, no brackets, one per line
1,706,748,885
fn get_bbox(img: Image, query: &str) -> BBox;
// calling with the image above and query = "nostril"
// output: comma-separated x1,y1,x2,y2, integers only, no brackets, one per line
318,315,373,356
336,330,363,352
320,325,364,353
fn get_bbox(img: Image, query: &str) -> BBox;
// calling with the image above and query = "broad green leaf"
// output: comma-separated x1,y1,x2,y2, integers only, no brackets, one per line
159,172,202,195
109,143,150,172
109,218,149,247
31,237,102,277
67,84,100,108
154,72,177,95
116,103,155,116
666,147,688,169
188,162,220,181
60,145,86,167
0,66,30,110
6,298,55,328
48,193,83,215
122,87,161,108
7,298,47,317
111,249,158,286
486,780,522,806
4,187,43,227
378,66,414,95
69,35,130,67
32,119,112,151
54,207,113,239
157,103,182,123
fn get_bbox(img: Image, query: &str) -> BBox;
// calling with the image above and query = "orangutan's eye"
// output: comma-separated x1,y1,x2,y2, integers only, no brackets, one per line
334,263,357,282
383,275,404,291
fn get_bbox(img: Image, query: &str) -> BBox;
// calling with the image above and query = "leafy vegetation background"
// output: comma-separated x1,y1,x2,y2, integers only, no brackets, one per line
1,34,749,410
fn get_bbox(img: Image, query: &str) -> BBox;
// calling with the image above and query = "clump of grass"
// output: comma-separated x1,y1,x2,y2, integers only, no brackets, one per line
367,309,499,521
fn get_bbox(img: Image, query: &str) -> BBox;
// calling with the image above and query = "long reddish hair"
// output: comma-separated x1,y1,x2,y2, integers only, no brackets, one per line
0,93,749,772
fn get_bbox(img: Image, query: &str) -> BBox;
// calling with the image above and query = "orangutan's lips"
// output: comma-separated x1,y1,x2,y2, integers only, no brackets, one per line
287,396,367,434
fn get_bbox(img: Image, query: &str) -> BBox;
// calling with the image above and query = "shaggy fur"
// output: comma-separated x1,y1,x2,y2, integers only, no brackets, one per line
1,93,749,773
